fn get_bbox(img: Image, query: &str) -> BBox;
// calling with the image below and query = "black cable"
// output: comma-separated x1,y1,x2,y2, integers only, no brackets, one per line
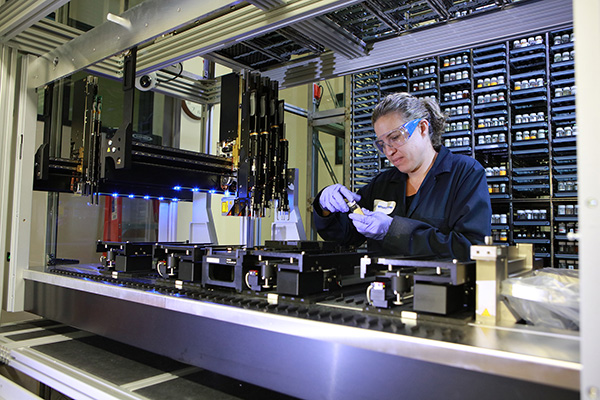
158,63,183,85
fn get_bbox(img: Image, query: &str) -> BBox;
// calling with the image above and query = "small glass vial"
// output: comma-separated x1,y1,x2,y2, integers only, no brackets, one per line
555,87,563,97
530,129,538,139
491,77,498,86
484,78,491,87
536,77,544,87
462,55,469,64
554,53,562,63
477,79,484,88
554,36,562,45
498,76,505,85
499,133,506,143
538,129,546,140
514,81,521,90
515,131,523,141
443,58,450,67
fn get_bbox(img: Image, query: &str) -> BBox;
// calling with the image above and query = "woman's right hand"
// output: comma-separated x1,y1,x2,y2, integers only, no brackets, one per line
319,184,361,213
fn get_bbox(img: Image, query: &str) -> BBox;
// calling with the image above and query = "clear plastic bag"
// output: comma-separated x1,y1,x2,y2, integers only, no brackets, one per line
501,268,579,330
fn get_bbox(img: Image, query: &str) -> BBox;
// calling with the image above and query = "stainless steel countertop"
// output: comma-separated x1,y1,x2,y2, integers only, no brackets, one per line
23,269,580,391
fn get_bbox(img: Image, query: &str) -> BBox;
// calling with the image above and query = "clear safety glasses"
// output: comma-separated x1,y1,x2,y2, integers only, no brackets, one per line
374,118,422,154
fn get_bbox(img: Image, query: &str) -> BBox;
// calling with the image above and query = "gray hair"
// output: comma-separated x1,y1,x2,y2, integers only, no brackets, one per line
372,92,446,151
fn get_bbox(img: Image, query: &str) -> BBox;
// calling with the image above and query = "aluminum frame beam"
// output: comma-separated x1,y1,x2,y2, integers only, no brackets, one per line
0,0,71,42
10,18,219,104
27,0,238,88
27,0,364,88
262,0,573,88
134,0,365,75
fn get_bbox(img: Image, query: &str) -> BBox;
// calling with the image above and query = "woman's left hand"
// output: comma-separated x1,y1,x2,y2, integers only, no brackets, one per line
349,209,392,240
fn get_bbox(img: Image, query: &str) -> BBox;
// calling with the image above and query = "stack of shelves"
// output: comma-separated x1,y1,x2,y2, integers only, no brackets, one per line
408,58,438,100
550,27,578,269
509,34,550,203
350,69,381,190
348,27,578,268
439,50,473,155
472,43,510,244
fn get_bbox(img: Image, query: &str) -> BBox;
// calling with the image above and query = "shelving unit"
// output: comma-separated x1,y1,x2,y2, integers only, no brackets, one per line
350,27,578,268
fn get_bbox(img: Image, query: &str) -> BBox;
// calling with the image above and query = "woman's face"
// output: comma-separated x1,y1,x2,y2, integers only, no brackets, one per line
374,112,432,174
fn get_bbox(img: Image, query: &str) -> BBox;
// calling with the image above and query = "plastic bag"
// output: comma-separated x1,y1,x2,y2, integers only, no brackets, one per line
501,268,579,330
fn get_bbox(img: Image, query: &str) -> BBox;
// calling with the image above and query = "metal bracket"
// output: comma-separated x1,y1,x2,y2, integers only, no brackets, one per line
101,49,135,177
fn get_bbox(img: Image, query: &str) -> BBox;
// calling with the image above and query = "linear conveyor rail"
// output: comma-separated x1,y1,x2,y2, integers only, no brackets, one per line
21,267,580,400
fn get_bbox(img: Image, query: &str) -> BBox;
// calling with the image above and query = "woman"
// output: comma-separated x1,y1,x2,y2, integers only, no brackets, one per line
313,92,491,260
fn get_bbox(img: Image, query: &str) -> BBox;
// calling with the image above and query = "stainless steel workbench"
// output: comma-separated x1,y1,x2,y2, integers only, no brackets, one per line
20,268,580,400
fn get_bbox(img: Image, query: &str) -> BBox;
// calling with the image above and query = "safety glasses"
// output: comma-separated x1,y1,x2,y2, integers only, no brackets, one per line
374,118,422,154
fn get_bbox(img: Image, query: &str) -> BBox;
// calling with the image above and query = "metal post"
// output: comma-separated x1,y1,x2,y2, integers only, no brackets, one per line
0,44,18,315
7,55,38,312
574,0,600,396
158,200,178,242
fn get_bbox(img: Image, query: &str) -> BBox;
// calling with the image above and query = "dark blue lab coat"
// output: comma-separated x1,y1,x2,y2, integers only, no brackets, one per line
313,146,492,260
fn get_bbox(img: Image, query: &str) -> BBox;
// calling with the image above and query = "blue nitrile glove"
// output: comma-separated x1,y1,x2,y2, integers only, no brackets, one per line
349,209,393,240
319,184,361,213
